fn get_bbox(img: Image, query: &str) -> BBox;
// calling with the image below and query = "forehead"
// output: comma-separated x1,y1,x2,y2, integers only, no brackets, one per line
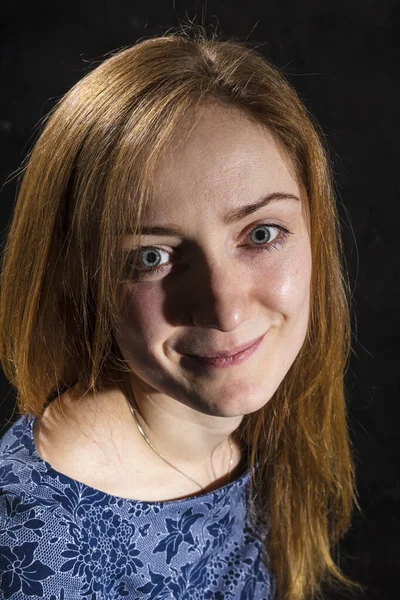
148,104,301,222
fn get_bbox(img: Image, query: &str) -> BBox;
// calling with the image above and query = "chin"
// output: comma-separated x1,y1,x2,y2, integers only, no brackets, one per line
198,386,275,419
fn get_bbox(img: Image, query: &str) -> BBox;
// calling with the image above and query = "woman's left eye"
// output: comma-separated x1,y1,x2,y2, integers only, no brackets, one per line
248,223,289,250
129,223,293,277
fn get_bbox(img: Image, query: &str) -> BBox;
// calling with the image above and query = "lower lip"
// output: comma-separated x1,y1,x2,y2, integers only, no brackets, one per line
184,334,265,369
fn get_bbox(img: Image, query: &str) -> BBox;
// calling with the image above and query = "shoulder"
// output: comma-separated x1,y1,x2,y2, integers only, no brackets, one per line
0,415,35,497
0,414,57,522
0,413,105,598
0,417,61,597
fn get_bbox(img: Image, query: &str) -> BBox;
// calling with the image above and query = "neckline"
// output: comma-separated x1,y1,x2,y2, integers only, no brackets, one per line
24,414,254,507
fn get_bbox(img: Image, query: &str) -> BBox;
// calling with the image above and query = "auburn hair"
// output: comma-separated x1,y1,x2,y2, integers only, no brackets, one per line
0,25,364,600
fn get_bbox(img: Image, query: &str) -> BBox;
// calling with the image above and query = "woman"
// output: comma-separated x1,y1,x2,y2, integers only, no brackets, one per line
0,27,364,600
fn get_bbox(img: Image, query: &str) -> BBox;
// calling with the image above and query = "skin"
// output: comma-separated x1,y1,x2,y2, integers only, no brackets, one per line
110,102,312,490
34,102,312,499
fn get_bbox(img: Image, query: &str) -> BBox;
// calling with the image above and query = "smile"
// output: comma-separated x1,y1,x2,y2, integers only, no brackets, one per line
182,333,266,369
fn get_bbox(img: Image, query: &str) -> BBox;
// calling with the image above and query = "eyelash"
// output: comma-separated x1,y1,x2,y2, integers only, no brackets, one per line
128,223,293,277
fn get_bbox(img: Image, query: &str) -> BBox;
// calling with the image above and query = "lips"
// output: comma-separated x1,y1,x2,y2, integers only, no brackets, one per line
182,333,266,370
185,334,265,359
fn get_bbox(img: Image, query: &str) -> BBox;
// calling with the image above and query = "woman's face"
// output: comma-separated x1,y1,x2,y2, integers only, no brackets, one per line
114,104,312,418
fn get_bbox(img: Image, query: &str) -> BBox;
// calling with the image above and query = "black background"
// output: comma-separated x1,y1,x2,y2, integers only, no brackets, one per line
0,1,399,597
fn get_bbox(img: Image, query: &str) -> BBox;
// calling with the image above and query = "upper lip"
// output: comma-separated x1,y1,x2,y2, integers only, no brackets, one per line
184,334,265,359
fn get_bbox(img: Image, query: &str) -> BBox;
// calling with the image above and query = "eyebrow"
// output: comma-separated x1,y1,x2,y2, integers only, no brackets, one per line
132,192,300,236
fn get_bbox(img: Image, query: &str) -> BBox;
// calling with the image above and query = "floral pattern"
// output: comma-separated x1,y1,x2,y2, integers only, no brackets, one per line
0,415,276,599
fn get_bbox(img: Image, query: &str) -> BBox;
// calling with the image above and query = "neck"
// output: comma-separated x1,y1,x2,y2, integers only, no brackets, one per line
118,373,245,486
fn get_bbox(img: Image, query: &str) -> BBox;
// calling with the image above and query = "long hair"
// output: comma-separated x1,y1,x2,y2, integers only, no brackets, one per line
0,26,364,600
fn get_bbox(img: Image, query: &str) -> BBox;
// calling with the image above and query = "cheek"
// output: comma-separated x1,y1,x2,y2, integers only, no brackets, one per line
114,284,169,354
258,246,312,382
257,245,312,317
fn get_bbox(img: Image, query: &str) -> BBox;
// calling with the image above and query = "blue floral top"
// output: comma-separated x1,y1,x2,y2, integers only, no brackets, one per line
0,414,276,599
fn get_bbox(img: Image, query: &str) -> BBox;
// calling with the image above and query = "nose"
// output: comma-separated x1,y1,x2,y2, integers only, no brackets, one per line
188,255,253,331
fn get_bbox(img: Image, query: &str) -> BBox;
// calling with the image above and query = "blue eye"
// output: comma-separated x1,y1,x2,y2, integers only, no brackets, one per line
250,224,278,246
129,223,293,278
138,248,167,269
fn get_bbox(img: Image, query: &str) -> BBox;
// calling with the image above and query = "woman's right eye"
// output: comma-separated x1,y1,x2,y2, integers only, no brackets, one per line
128,247,172,276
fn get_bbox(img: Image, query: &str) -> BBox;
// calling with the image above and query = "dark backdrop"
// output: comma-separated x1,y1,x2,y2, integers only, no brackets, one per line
0,1,398,598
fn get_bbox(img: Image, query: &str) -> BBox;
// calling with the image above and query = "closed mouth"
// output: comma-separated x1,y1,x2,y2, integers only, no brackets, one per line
187,334,265,359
